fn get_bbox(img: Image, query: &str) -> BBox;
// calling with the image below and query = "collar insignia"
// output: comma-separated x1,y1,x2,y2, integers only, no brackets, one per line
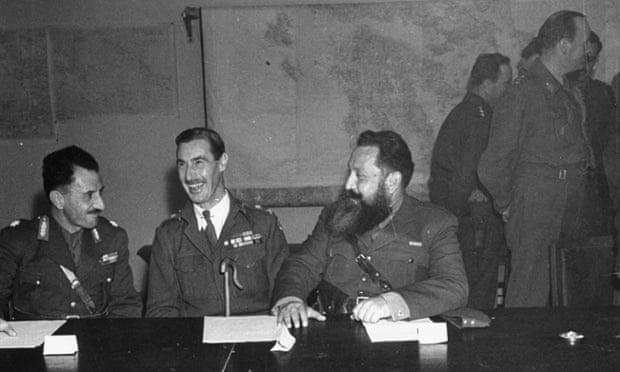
91,228,102,244
37,216,50,241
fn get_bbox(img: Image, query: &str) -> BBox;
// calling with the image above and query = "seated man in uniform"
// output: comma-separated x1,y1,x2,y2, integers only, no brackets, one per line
0,146,142,335
272,130,468,328
146,128,289,317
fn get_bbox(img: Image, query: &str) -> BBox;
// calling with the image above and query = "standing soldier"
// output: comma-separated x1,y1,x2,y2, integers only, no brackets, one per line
430,53,512,309
478,10,593,307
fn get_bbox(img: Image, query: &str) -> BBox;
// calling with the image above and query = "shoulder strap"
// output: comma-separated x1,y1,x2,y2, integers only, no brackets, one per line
346,235,393,292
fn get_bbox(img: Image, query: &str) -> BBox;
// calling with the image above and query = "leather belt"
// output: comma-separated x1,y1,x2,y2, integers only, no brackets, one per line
518,161,588,180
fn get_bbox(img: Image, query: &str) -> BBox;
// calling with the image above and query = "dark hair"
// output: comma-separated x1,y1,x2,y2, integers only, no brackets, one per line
536,10,585,52
175,127,226,160
43,145,99,198
356,130,414,188
589,31,602,56
468,53,511,89
521,38,541,59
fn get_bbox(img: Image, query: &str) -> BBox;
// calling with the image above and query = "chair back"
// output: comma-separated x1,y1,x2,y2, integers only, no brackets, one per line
549,235,615,307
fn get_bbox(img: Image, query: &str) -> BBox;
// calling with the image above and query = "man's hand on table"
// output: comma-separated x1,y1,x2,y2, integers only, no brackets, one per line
0,318,17,336
272,297,326,328
351,296,390,323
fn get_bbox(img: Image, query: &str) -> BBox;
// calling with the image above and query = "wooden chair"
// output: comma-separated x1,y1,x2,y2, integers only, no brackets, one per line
549,235,616,307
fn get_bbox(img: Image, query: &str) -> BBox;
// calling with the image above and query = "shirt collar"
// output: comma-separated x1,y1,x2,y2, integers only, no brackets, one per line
193,191,230,235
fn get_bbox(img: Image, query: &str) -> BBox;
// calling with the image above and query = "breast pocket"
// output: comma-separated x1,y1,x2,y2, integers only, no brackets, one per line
15,267,58,309
373,241,429,288
229,244,268,299
174,255,209,301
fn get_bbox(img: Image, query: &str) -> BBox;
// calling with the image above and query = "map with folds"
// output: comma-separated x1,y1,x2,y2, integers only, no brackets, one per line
202,0,535,197
0,24,176,139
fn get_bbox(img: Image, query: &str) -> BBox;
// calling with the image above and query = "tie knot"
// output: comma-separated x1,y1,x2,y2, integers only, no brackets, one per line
202,210,211,220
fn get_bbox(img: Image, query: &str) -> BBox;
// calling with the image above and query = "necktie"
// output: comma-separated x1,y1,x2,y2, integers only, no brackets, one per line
203,210,218,247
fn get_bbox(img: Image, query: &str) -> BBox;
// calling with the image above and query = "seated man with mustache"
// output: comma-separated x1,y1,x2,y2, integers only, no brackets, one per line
272,130,468,327
0,146,142,335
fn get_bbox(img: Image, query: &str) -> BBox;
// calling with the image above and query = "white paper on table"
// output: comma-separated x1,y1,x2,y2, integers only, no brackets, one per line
363,317,448,344
270,325,296,352
203,315,280,343
0,320,66,349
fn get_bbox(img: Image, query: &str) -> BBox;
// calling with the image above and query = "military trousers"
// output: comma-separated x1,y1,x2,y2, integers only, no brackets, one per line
505,164,586,308
458,201,506,309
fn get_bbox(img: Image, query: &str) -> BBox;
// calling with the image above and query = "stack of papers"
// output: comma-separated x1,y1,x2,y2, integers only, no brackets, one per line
0,320,66,349
363,317,447,344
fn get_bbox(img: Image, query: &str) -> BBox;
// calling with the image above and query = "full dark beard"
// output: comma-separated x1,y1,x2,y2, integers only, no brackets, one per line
325,188,391,237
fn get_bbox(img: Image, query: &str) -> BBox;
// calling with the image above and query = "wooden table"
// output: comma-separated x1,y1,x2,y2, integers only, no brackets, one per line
2,307,620,371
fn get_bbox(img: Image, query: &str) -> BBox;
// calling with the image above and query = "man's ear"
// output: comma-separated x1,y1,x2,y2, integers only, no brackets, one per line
558,38,570,56
49,190,64,210
385,171,402,194
218,152,229,172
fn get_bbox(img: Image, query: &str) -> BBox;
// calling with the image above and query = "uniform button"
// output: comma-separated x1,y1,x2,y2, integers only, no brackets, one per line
408,258,414,264
35,280,41,285
70,302,77,308
106,277,112,283
358,290,364,296
361,276,368,282
367,255,372,262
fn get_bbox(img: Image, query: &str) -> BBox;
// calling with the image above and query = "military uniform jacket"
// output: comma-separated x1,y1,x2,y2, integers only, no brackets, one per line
273,195,468,320
146,196,289,317
0,216,142,319
478,59,589,211
430,93,493,216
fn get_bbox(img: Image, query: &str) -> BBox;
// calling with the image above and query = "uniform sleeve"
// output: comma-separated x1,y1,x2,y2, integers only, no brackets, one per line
602,95,620,212
272,210,330,304
107,229,143,318
447,114,489,216
145,225,181,317
0,228,20,319
263,215,290,300
478,87,526,213
394,213,469,319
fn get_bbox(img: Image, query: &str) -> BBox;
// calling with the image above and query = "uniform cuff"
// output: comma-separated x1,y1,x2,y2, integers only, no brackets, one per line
271,296,304,314
380,292,410,320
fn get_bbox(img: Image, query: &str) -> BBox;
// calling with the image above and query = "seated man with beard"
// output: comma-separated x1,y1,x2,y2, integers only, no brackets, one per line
272,130,468,327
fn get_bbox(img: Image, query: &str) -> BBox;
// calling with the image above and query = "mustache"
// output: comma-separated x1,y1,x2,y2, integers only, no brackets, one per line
343,189,362,200
88,209,102,215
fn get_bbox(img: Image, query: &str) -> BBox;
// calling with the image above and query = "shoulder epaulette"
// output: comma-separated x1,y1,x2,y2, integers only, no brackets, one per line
166,211,182,221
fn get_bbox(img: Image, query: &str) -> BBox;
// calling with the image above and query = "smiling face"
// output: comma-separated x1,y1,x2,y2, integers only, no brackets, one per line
51,166,105,233
176,138,227,210
344,146,385,205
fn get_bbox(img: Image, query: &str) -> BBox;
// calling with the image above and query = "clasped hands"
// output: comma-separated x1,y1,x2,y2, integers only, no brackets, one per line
272,296,390,328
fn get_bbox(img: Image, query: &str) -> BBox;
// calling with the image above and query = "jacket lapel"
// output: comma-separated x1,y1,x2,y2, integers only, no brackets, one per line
76,228,101,280
42,217,77,272
219,198,242,247
181,203,214,262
